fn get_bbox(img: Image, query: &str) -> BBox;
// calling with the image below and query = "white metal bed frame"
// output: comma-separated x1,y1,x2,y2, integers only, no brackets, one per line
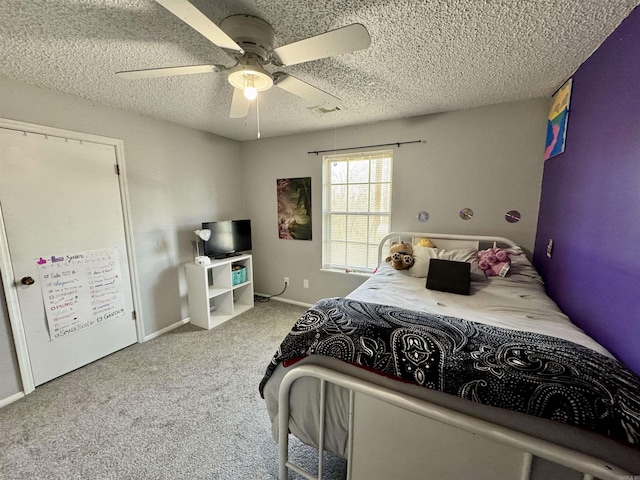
376,231,520,263
275,232,634,480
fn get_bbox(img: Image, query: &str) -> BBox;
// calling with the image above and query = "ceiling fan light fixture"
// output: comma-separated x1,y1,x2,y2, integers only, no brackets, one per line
228,63,273,100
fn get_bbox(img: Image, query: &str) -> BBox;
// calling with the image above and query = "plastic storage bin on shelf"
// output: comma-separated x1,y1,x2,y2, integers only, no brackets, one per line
232,265,247,285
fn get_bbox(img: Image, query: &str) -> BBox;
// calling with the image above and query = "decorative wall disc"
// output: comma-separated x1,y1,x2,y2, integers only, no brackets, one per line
505,210,521,223
417,210,429,222
459,208,473,220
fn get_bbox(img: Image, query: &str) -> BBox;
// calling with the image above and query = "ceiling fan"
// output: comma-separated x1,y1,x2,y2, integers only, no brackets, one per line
116,0,371,118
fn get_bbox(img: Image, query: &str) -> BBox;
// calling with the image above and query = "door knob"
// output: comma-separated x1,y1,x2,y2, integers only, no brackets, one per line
20,276,35,286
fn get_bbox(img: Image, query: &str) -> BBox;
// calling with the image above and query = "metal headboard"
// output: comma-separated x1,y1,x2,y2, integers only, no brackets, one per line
377,232,518,265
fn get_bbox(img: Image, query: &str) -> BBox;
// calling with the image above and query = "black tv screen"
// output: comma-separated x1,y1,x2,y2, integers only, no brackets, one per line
202,219,252,258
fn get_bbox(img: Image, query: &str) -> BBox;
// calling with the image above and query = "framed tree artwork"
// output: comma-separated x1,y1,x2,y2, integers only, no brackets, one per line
277,177,312,240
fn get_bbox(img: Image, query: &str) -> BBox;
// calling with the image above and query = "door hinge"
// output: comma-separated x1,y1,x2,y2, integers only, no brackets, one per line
115,164,120,175
132,310,136,321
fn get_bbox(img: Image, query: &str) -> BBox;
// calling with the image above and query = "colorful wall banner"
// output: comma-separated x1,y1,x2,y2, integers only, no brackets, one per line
544,78,573,160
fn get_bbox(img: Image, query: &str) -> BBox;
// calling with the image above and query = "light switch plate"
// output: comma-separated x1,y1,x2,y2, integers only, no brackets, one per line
546,239,554,258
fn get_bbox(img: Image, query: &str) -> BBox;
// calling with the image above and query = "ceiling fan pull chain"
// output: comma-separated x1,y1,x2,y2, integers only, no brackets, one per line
257,94,261,139
244,75,249,127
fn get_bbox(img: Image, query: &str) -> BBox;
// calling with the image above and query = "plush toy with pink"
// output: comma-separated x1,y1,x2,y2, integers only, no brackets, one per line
478,247,512,277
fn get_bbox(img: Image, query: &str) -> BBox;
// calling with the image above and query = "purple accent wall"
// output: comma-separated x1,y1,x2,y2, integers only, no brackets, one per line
534,7,640,375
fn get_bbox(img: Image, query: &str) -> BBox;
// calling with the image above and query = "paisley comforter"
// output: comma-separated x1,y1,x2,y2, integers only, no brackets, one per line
260,297,640,448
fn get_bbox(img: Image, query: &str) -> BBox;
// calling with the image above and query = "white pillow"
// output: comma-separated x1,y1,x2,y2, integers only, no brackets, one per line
502,246,542,280
408,246,486,282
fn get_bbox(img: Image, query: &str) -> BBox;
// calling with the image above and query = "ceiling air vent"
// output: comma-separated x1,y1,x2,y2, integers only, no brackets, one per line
308,105,346,114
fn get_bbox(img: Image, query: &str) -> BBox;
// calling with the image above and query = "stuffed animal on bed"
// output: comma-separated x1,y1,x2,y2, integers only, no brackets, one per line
385,241,415,270
478,247,511,277
416,238,436,248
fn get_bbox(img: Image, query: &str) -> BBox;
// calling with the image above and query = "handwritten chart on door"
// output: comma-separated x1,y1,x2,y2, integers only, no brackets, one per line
36,247,127,341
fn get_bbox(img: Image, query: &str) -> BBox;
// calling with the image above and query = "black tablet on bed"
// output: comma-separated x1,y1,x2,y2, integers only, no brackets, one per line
426,259,471,295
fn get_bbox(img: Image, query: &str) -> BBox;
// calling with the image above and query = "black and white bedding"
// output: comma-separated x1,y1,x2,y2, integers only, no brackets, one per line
260,297,640,447
261,243,640,472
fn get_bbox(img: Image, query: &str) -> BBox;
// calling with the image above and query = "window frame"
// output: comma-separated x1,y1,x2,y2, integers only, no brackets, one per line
322,149,393,274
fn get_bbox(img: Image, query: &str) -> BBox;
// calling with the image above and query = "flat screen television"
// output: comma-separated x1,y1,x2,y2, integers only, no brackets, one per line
202,219,252,258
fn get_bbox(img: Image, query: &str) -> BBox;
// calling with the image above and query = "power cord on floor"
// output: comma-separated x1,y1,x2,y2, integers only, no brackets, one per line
254,281,288,303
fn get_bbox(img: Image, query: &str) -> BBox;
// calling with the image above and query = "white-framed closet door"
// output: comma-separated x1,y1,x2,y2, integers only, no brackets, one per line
0,121,142,389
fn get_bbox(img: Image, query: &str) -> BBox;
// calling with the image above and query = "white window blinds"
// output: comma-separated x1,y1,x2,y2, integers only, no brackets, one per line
322,149,393,273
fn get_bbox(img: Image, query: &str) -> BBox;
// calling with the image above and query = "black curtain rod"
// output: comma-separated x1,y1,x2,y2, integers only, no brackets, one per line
308,139,425,155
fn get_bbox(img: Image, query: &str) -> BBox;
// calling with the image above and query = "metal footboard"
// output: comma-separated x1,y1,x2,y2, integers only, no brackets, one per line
278,364,630,480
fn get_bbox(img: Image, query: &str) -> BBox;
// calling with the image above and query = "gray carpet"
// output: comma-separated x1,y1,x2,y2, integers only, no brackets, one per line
0,300,347,479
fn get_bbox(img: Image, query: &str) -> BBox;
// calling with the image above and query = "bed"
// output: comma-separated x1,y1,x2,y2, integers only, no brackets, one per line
260,232,640,480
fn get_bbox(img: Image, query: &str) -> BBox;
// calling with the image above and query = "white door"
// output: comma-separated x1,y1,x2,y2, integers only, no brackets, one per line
0,126,138,386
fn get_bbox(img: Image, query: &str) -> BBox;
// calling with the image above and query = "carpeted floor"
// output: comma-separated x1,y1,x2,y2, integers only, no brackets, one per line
0,300,347,479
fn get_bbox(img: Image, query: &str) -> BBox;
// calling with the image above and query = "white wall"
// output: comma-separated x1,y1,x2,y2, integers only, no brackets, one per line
0,76,244,400
242,98,549,304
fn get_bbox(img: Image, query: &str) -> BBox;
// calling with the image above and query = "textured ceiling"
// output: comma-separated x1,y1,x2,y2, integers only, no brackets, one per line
1,0,638,141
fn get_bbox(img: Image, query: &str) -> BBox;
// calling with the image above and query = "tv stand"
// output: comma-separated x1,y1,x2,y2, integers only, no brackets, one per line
185,254,253,330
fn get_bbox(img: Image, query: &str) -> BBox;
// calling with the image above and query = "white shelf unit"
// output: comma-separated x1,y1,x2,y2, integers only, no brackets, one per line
185,254,254,330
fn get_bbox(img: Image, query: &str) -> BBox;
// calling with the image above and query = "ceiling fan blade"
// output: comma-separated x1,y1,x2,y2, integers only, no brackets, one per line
116,64,224,80
273,73,342,109
155,0,244,54
229,88,250,118
271,23,370,67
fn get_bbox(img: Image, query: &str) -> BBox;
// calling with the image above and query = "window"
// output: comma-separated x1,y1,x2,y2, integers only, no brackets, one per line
322,149,393,273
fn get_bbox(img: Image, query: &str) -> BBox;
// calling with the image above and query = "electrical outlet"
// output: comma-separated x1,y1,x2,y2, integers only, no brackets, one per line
284,276,289,286
303,279,309,288
546,239,554,258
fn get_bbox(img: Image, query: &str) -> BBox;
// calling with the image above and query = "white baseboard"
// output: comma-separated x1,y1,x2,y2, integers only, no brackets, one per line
143,317,190,342
269,296,313,308
0,391,25,409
